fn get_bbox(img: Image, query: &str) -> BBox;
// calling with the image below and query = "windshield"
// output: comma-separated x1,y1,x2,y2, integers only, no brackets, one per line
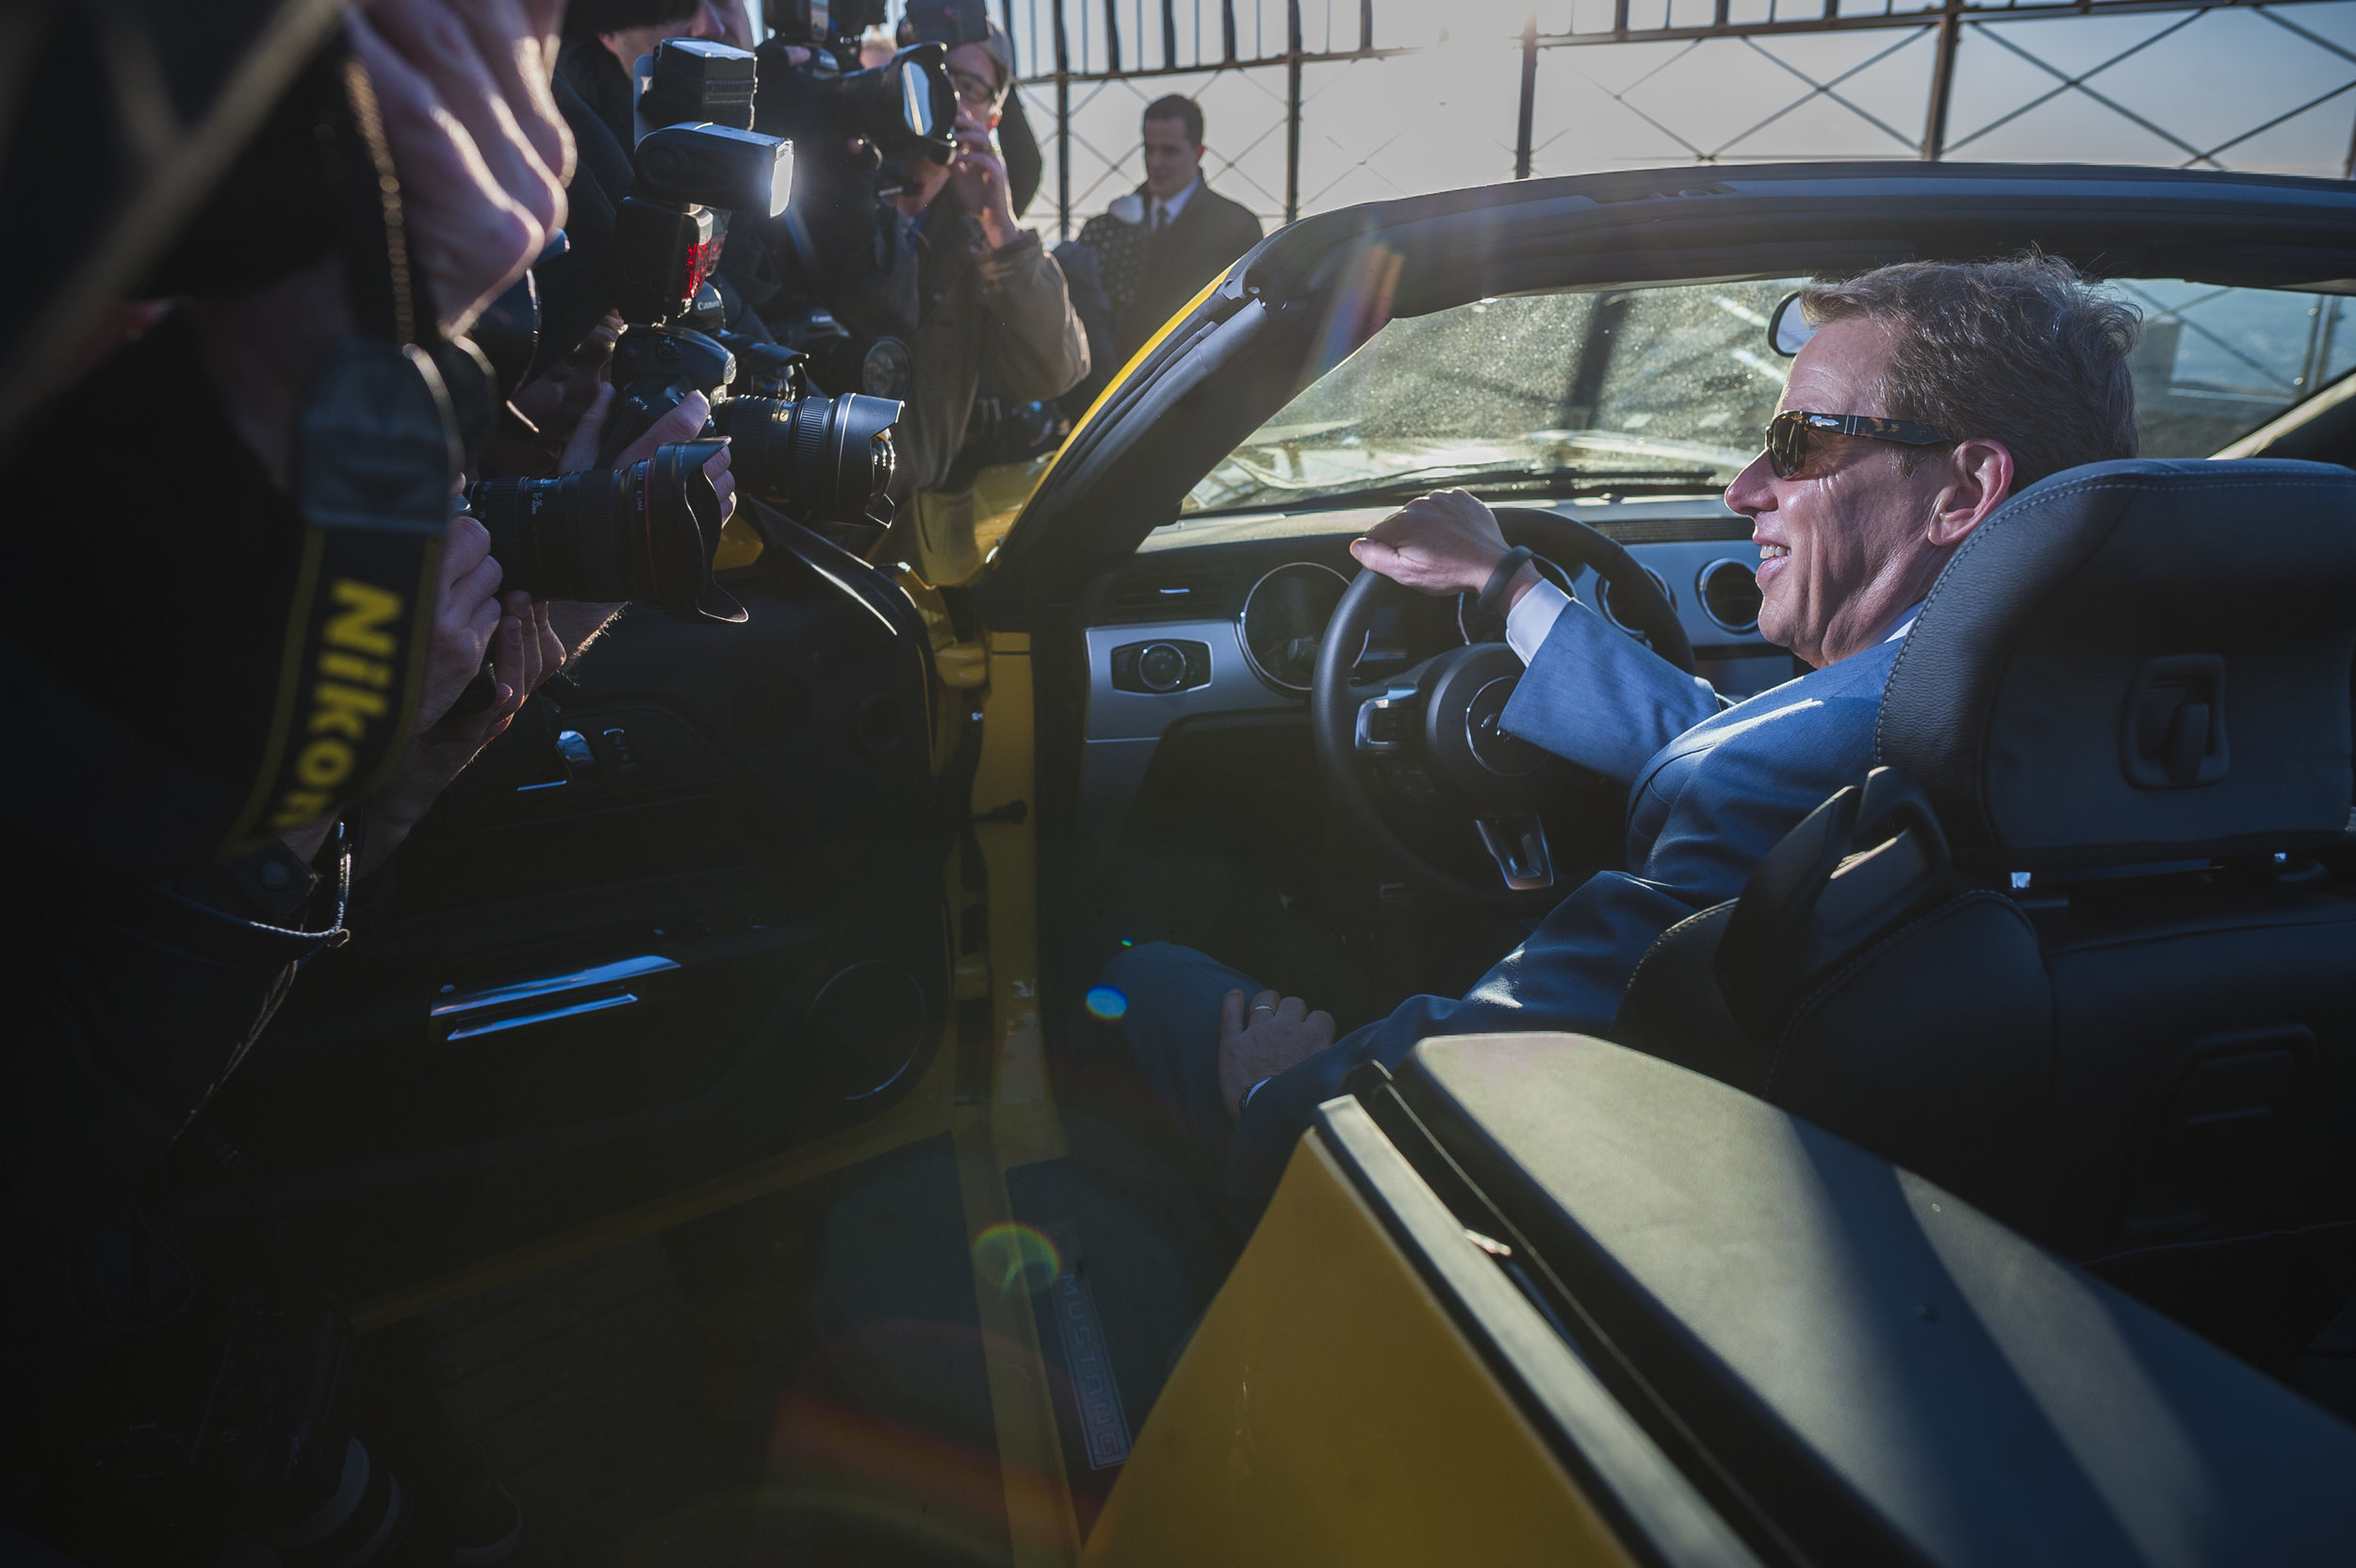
1183,277,2356,517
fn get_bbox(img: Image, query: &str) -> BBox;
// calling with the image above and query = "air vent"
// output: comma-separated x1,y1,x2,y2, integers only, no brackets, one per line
1104,562,1250,623
1697,557,1763,634
1595,565,1676,635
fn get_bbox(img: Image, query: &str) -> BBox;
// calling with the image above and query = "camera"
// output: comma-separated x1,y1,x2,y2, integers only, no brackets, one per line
468,440,747,624
743,305,912,401
744,34,951,403
595,42,906,530
604,282,735,463
754,41,957,167
598,53,794,462
709,342,902,529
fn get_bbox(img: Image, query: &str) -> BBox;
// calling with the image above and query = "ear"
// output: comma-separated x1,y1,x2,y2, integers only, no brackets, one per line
1926,437,2015,548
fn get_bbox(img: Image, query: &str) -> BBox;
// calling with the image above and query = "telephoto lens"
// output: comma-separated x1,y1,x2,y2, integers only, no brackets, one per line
712,389,903,530
466,442,749,625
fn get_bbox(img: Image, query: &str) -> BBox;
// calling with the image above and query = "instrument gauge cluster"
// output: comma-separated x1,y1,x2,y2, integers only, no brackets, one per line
1239,563,1351,693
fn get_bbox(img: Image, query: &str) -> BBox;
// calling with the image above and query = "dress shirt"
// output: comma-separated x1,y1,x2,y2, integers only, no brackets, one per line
1504,575,1572,664
1150,174,1202,231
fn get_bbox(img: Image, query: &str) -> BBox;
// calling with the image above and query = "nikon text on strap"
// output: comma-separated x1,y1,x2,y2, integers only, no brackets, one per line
221,52,461,849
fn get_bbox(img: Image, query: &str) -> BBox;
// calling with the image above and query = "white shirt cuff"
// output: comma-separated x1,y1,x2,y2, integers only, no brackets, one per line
1505,577,1572,666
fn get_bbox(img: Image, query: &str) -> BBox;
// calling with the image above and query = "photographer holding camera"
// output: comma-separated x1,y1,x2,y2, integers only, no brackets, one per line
748,4,1086,521
0,1,755,1558
872,20,1087,514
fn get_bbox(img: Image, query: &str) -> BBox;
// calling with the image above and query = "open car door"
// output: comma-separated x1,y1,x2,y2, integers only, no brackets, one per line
179,519,953,1319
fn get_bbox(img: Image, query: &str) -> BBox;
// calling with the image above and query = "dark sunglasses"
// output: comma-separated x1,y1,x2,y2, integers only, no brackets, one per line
1764,410,1952,480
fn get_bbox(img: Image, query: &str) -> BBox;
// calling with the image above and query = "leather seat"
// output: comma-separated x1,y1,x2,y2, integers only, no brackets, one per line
1612,458,2356,1376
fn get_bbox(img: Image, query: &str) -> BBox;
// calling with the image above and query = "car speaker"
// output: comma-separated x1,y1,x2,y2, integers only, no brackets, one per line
806,960,928,1100
850,693,904,755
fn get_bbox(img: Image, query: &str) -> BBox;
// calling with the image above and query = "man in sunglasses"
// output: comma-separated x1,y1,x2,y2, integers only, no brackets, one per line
1096,254,2143,1214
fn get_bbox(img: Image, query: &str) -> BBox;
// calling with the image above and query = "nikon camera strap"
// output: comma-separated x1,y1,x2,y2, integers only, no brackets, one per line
220,54,460,851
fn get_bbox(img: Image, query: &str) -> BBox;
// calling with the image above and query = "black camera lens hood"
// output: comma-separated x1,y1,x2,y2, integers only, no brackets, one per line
646,438,748,624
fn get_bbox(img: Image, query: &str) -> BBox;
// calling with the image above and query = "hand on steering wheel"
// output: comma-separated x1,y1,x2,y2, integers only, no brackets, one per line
1348,490,1542,610
1313,505,1696,910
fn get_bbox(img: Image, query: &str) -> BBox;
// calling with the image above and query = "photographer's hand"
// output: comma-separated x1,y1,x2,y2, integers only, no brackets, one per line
949,105,1021,251
421,511,507,727
195,3,570,489
357,552,567,874
576,386,735,524
543,385,736,668
330,511,517,871
352,0,571,338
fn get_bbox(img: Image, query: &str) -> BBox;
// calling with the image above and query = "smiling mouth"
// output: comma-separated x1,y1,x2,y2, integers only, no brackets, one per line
1759,543,1790,561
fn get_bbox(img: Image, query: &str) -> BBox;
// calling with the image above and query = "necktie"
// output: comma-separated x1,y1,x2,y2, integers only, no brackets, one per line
1153,203,1167,232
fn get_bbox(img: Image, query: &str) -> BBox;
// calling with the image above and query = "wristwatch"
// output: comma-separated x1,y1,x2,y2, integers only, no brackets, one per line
1478,546,1535,619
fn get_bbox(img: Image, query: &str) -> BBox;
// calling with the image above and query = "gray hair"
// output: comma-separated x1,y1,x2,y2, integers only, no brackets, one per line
1800,253,2142,491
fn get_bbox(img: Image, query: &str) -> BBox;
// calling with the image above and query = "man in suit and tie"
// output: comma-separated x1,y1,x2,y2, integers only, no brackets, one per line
1071,96,1265,398
1095,254,2145,1212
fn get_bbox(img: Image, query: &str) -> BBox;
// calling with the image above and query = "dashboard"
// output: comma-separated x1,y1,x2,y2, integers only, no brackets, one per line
1074,498,1800,851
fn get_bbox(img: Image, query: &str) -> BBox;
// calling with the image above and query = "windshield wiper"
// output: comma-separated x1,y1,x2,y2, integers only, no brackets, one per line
1203,465,1725,514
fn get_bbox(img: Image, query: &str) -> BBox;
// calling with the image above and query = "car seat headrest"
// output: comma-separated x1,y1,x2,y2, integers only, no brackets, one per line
1875,459,2356,870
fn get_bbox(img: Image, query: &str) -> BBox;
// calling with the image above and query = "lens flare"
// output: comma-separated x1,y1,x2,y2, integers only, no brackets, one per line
1084,985,1128,1021
972,1223,1060,1297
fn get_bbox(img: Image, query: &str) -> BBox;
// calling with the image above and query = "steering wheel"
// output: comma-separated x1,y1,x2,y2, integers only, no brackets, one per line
1311,508,1697,910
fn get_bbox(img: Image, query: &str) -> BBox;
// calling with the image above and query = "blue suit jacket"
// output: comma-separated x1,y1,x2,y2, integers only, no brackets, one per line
1225,613,1906,1200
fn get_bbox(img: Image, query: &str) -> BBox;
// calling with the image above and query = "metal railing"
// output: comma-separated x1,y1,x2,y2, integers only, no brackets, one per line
998,0,2356,236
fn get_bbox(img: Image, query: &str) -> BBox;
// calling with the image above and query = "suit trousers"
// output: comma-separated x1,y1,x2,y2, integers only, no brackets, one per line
1095,941,1266,1181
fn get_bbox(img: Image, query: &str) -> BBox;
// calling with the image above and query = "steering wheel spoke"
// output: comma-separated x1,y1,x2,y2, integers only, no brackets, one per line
1353,683,1422,755
1314,509,1692,910
1474,811,1556,892
1348,654,1440,756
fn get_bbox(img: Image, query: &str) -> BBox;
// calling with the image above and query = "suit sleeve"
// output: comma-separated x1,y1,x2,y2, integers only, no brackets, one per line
1498,594,1720,781
1226,200,1264,250
1220,684,1881,1207
974,230,1091,403
1225,748,1740,1200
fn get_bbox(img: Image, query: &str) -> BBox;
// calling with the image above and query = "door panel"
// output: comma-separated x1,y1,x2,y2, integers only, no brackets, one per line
186,521,950,1303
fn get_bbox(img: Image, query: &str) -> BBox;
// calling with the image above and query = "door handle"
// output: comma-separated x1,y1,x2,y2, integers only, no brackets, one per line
432,955,680,1041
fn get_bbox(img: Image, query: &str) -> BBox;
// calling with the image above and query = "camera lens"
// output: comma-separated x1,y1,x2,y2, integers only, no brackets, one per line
466,440,746,625
712,390,903,528
468,468,637,603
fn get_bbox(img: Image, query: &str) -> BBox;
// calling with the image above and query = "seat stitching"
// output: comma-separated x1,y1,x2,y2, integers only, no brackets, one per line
1614,904,1730,1037
1765,890,2035,1094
